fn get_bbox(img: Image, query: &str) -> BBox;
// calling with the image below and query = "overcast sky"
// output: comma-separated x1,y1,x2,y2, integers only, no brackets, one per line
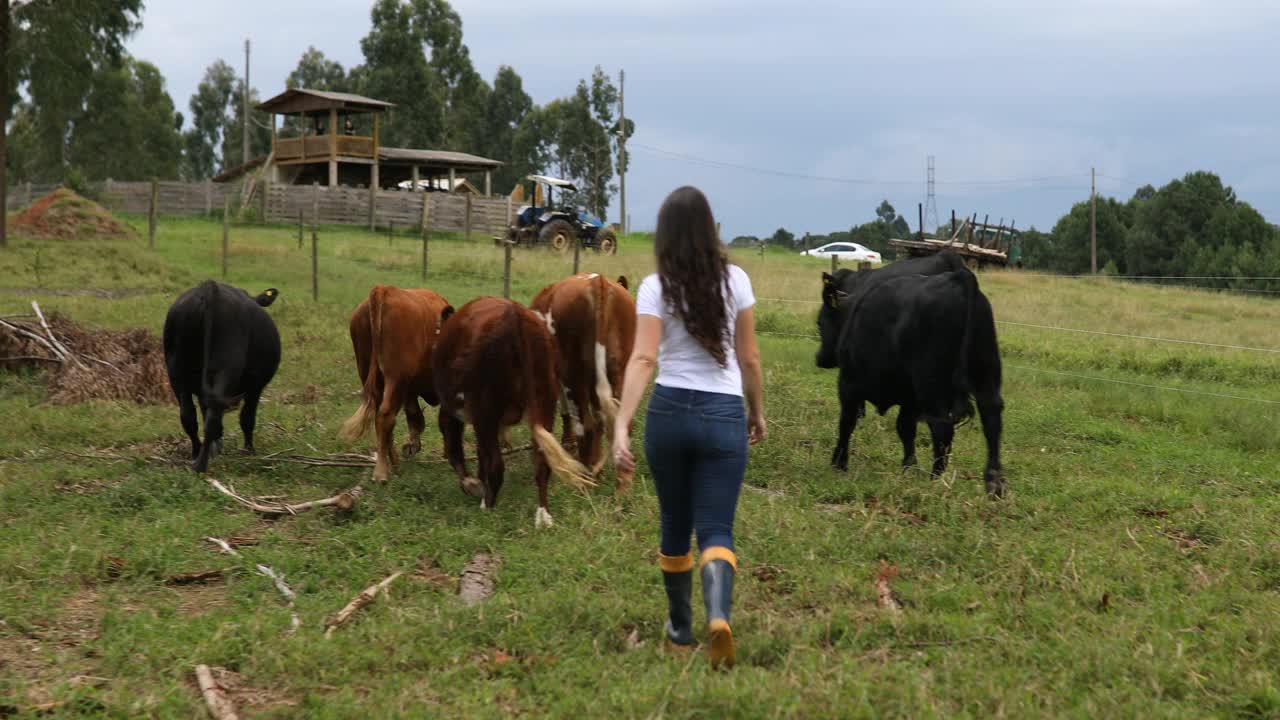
127,0,1280,239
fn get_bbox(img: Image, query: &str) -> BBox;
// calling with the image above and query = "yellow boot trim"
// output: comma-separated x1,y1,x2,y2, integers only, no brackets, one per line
707,618,736,669
658,552,694,573
699,546,737,571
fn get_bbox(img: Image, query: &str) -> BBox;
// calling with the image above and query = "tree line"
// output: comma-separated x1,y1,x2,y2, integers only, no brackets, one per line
730,200,913,253
2,0,630,218
1019,171,1280,284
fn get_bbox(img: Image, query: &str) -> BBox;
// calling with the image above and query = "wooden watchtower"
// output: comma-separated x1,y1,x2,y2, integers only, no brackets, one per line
257,88,394,188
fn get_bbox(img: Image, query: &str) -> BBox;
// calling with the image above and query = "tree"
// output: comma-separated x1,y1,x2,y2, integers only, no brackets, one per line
484,65,533,193
3,0,144,244
355,0,445,149
69,57,183,181
181,59,270,179
286,46,347,91
182,61,235,179
769,228,795,249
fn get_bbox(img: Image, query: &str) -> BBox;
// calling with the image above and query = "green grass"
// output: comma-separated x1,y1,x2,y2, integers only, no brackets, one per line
3,217,1280,717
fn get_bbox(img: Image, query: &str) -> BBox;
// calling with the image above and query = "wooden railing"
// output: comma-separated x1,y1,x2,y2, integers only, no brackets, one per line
274,134,375,162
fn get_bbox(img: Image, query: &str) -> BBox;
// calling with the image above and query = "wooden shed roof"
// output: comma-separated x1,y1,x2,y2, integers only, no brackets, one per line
378,147,504,171
258,88,395,115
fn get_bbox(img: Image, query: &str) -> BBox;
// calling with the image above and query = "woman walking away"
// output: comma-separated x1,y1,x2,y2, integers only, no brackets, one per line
613,186,766,669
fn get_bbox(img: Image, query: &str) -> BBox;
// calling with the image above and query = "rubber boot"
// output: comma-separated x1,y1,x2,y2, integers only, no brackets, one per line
700,547,737,669
659,553,694,647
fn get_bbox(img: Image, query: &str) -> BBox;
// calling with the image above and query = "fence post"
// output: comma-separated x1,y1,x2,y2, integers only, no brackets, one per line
104,178,114,211
368,183,376,232
221,196,230,278
311,227,319,302
831,254,838,274
24,181,32,207
804,232,810,253
573,236,580,274
205,179,213,216
312,181,320,229
503,241,513,299
297,209,304,249
465,193,473,241
388,220,394,246
917,202,924,241
260,179,270,224
148,178,158,250
420,193,431,236
858,261,871,272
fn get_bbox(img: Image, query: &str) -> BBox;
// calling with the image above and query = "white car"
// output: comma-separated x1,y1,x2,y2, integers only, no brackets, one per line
800,242,883,264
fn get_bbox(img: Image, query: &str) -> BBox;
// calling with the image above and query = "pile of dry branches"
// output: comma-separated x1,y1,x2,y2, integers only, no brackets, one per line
0,301,171,404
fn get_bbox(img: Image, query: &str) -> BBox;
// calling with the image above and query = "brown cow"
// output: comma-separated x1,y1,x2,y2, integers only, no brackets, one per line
340,285,454,483
530,272,636,489
432,296,595,528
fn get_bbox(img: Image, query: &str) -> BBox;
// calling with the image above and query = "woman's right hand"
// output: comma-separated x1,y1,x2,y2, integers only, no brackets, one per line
748,411,767,445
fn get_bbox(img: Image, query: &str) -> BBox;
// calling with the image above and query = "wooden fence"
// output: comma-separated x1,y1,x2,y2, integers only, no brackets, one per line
6,180,513,237
262,182,512,236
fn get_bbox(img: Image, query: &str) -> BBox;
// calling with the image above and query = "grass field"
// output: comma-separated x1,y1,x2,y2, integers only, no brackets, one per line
2,215,1280,718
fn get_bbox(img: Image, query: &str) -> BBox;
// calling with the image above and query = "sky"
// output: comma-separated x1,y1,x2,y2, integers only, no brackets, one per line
127,0,1280,239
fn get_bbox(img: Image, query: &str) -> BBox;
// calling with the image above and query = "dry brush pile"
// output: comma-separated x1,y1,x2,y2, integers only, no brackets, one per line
0,304,171,404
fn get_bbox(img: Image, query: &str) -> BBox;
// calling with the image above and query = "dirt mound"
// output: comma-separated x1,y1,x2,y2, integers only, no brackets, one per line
8,188,136,241
0,310,171,404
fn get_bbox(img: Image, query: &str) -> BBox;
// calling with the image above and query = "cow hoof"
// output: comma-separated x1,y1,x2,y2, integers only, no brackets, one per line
984,471,1006,499
535,507,554,528
401,441,420,458
902,456,917,471
240,445,255,456
460,476,484,498
209,440,223,459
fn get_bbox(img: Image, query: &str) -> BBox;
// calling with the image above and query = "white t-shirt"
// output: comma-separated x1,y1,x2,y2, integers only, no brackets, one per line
636,265,756,397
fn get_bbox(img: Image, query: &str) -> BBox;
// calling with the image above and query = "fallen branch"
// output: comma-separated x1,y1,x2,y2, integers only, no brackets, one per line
324,571,404,638
31,301,85,370
205,537,242,557
875,560,904,614
166,568,227,585
194,665,239,720
256,564,301,635
205,477,364,515
0,317,62,360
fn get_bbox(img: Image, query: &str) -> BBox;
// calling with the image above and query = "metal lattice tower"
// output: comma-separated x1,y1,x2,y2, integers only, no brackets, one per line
924,155,940,236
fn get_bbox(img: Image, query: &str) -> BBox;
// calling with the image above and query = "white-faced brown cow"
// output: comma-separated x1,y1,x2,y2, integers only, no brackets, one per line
530,272,636,489
340,285,454,483
432,296,595,528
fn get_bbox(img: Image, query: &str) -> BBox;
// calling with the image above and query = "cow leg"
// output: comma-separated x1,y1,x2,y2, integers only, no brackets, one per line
896,406,919,470
572,383,604,476
194,400,226,474
927,420,955,477
976,390,1005,497
831,372,860,471
473,418,504,512
178,392,201,460
372,381,406,482
439,406,481,498
532,439,554,529
402,396,425,458
238,391,261,454
558,384,575,449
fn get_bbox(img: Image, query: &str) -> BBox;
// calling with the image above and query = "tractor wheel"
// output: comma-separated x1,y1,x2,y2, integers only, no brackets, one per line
540,219,575,253
596,228,618,256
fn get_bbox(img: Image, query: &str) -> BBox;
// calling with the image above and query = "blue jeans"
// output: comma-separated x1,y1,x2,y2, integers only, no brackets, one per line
644,385,749,556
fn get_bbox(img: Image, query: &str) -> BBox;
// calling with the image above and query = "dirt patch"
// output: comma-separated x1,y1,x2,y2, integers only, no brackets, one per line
412,557,454,591
8,189,136,242
0,589,104,707
169,583,230,618
458,553,500,606
0,311,171,405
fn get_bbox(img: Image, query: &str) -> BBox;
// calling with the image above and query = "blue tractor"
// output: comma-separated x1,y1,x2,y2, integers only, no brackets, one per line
503,175,618,255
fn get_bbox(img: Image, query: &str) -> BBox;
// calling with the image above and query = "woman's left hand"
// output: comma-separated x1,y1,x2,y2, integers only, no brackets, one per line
612,432,635,475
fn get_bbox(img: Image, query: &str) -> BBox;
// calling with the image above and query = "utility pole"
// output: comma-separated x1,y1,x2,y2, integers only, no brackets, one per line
618,69,626,235
0,0,10,248
243,38,251,165
1090,166,1097,274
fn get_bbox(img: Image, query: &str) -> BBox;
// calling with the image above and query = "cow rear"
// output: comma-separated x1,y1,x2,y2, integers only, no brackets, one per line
433,297,595,528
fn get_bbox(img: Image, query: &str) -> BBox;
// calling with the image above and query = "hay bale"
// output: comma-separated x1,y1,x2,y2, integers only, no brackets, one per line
8,188,136,241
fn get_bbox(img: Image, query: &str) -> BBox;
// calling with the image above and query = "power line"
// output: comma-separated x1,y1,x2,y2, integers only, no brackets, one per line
628,141,1093,188
1005,364,1280,406
998,321,1280,354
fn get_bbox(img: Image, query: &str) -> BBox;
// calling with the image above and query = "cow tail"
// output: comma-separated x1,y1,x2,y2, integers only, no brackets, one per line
339,288,384,442
522,311,596,491
951,270,979,423
593,275,621,432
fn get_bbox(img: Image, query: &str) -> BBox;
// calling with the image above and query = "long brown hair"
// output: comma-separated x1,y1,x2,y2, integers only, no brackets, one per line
654,186,730,367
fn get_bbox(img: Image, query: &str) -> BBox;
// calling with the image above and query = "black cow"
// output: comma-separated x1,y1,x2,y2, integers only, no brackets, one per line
816,263,1005,497
163,281,281,472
